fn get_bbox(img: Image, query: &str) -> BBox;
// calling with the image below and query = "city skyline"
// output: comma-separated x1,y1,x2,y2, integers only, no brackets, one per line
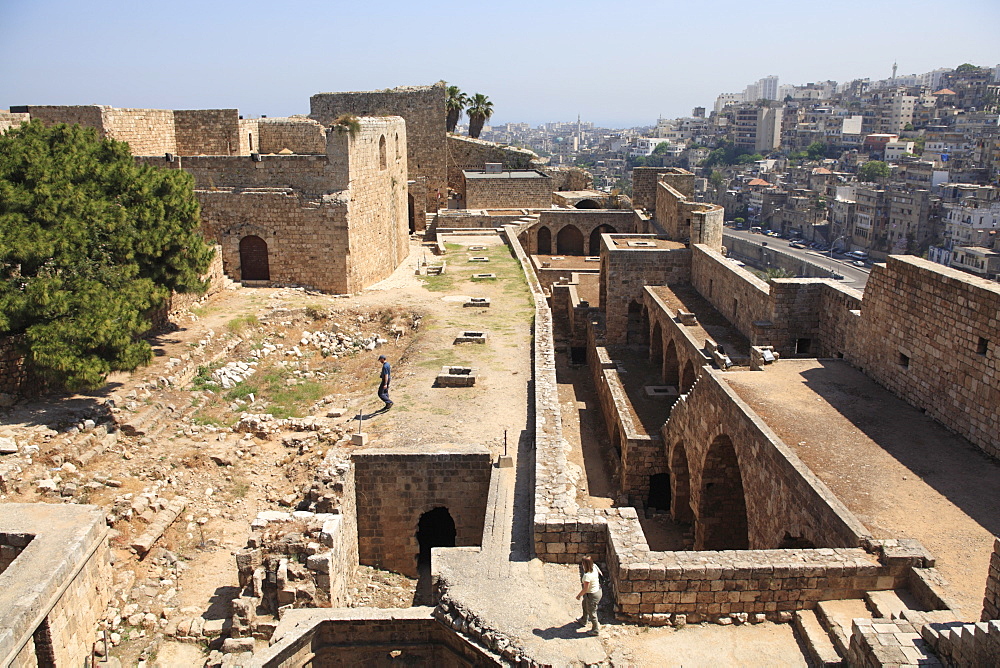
1,0,998,127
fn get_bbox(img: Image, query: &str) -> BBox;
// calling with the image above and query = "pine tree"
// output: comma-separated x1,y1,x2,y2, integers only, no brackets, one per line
0,121,214,390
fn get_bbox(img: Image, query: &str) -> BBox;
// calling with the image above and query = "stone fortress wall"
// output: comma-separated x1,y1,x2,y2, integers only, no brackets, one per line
462,170,553,209
310,83,447,213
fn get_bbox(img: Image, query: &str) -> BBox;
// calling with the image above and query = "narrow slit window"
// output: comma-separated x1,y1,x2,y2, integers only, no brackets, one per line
977,337,989,356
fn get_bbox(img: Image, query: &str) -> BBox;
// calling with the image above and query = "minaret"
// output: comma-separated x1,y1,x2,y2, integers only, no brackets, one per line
892,62,898,81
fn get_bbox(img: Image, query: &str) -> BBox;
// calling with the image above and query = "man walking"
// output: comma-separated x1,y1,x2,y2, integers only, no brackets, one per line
377,354,393,410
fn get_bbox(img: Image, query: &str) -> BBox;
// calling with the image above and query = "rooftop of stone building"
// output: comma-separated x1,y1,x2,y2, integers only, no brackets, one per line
533,254,601,270
724,358,1000,619
608,237,685,250
649,285,752,364
463,169,550,180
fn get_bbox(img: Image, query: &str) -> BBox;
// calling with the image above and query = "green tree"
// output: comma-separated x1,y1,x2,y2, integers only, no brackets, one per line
652,141,673,155
709,170,725,191
445,85,468,133
955,63,982,73
857,160,890,182
805,141,827,161
466,93,494,139
0,121,214,390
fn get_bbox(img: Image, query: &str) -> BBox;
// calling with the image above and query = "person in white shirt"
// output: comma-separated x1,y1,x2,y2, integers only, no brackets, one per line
575,555,602,634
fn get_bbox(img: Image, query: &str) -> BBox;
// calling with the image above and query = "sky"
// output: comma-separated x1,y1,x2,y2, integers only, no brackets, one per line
2,0,998,128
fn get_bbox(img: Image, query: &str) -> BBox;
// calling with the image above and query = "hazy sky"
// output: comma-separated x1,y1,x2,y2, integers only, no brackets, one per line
2,0,998,128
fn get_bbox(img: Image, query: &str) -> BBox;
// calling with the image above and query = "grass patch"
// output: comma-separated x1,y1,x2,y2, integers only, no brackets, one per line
470,275,497,282
225,380,260,401
445,243,464,251
191,411,223,427
419,274,455,292
227,314,259,334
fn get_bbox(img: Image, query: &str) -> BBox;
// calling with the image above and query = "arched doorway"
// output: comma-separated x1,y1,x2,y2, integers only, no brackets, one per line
696,435,749,550
626,301,648,345
664,339,679,387
414,507,456,605
647,472,671,511
681,360,696,393
588,224,617,255
407,194,415,234
239,236,270,281
556,224,585,255
650,321,663,367
537,226,552,254
378,135,387,170
670,441,693,523
575,199,600,209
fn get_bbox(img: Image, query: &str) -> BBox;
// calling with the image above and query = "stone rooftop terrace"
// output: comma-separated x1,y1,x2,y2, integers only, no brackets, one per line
724,358,1000,618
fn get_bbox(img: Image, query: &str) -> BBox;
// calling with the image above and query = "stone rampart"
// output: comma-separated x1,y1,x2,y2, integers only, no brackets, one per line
0,112,30,134
174,109,240,156
642,287,714,390
446,134,538,191
545,165,594,191
853,256,1000,460
462,171,552,209
310,83,446,211
257,118,327,155
723,234,842,279
655,181,723,248
690,244,771,345
98,107,176,155
632,167,693,211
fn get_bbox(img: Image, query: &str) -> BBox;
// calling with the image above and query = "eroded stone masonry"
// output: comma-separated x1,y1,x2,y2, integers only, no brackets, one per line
2,85,998,668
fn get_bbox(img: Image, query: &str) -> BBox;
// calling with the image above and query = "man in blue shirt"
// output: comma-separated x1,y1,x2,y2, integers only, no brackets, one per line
378,354,393,410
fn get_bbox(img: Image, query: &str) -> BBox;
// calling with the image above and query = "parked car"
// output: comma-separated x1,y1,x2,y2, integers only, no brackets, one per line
852,260,867,267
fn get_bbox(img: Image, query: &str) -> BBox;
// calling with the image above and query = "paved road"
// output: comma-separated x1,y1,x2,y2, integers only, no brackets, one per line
723,229,870,290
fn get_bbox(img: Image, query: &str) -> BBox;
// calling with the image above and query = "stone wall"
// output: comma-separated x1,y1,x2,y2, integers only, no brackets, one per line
352,448,492,578
662,369,869,550
0,336,32,396
257,118,327,155
174,109,240,156
196,189,349,292
600,238,691,345
256,608,497,667
98,107,177,155
0,112,30,134
310,83,446,212
446,134,538,191
11,105,104,133
852,256,1000,460
239,118,259,155
544,165,594,191
463,171,552,209
156,154,336,197
723,234,842,279
0,505,112,668
528,210,639,256
984,538,1000,621
689,244,771,346
655,181,724,248
632,167,693,211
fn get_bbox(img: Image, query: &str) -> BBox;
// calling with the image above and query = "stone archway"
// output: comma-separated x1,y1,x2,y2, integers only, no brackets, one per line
650,321,663,367
239,235,270,281
670,441,693,523
681,360,696,393
414,506,456,604
556,224,585,255
575,198,601,209
589,224,617,255
696,435,749,550
537,226,552,255
664,339,679,387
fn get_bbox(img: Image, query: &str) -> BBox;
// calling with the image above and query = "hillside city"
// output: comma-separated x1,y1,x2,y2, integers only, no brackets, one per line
471,62,1000,279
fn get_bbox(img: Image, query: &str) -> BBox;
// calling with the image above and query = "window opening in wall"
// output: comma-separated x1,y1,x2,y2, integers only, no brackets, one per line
977,337,989,356
898,352,910,368
248,133,253,152
795,338,812,355
708,279,714,298
379,135,387,170
732,298,738,316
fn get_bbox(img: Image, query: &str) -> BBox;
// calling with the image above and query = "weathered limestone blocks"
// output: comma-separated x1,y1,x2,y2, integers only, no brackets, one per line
131,497,188,556
435,366,477,387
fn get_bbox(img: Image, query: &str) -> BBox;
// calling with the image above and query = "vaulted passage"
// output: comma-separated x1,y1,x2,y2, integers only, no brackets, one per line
589,224,617,255
556,224,584,255
650,321,663,368
416,507,456,569
696,435,749,550
647,472,671,511
575,198,600,209
239,235,270,281
537,225,552,254
664,339,679,387
670,441,693,523
681,360,696,393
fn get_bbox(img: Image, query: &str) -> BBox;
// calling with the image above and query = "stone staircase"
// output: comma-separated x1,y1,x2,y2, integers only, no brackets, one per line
793,590,952,667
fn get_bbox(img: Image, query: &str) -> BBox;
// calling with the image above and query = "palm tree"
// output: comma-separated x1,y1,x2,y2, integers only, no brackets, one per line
446,85,467,133
466,93,494,139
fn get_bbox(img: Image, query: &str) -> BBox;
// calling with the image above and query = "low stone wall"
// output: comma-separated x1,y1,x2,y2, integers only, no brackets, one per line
984,538,1000,622
257,118,326,155
446,134,537,191
723,233,842,279
463,171,552,210
690,244,771,345
253,608,498,667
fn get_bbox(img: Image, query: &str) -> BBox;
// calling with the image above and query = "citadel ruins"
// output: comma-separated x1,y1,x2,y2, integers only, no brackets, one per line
1,82,999,667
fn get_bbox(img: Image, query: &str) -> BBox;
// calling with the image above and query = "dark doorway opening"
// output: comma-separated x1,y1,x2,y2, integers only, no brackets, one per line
575,198,600,209
537,225,552,254
239,235,270,281
414,507,456,605
570,346,587,365
647,472,671,511
407,194,416,234
556,224,585,255
588,224,617,255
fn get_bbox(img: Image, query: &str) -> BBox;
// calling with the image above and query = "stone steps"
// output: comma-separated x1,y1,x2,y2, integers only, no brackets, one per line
865,588,926,620
815,598,872,657
793,609,843,667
